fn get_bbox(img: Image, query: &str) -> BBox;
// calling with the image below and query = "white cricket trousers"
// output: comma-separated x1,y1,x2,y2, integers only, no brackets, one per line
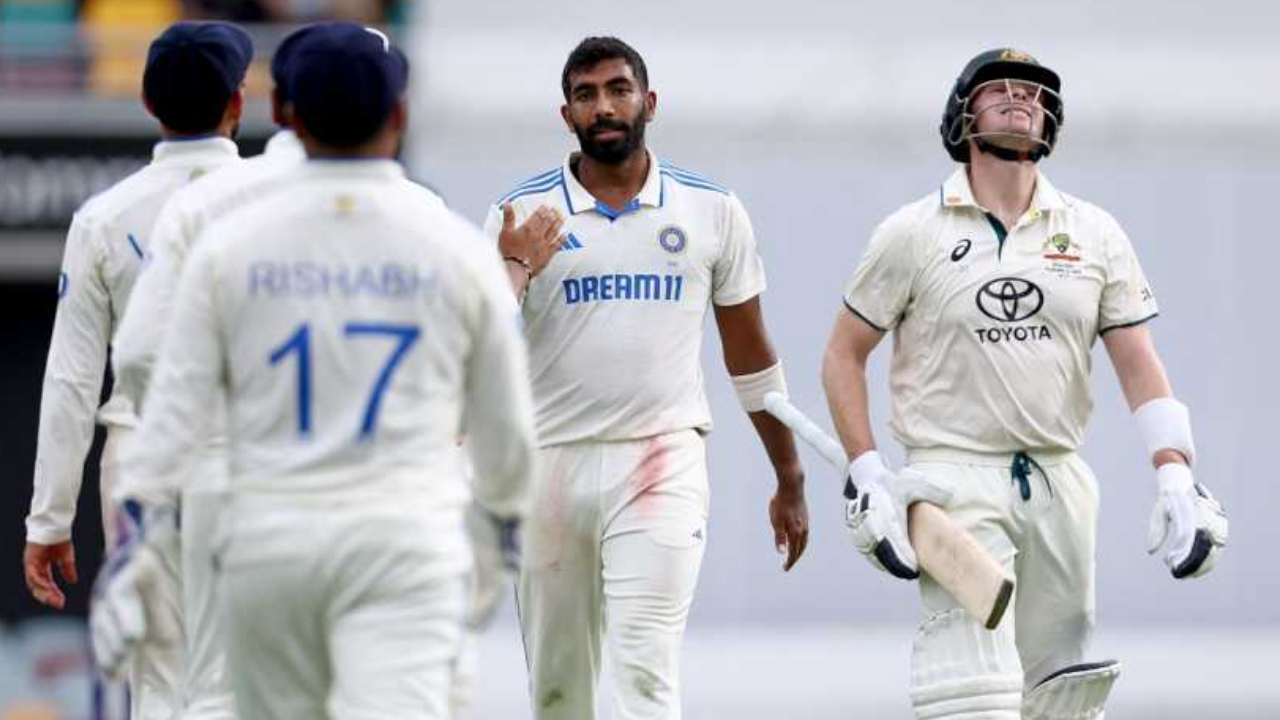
217,493,468,720
101,426,184,720
518,429,709,720
180,473,236,720
907,448,1099,691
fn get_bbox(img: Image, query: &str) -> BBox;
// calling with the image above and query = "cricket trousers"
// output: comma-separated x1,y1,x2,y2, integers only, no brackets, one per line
518,429,709,720
217,493,468,720
904,448,1100,719
180,460,236,720
101,426,184,720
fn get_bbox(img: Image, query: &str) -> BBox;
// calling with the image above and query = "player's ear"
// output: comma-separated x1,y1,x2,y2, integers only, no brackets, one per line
644,90,657,123
560,103,575,135
141,91,156,119
226,88,245,124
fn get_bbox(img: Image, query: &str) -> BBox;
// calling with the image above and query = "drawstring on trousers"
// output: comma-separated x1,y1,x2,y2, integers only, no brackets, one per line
1011,451,1052,501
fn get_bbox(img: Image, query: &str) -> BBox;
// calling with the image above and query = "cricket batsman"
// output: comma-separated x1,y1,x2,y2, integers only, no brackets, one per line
821,49,1229,719
22,21,252,719
89,23,535,719
108,23,315,719
489,36,810,719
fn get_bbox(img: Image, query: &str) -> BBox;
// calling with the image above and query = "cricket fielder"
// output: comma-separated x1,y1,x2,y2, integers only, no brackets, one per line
90,24,534,720
488,37,809,720
822,49,1229,720
109,23,316,720
22,21,251,720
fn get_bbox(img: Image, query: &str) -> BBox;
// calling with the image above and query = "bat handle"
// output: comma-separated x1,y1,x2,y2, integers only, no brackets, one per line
763,392,849,470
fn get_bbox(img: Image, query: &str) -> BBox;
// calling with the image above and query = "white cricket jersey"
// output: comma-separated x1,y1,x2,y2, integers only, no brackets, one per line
113,130,306,426
843,168,1159,453
483,151,766,446
26,137,240,545
126,160,534,518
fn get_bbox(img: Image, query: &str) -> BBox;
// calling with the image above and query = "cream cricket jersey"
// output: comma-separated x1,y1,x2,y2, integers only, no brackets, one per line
27,137,240,545
483,151,766,446
127,160,534,519
844,168,1158,453
113,130,305,427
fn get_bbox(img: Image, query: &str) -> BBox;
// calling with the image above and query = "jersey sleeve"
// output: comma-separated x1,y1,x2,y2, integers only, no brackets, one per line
842,211,920,332
1098,215,1159,333
112,196,191,422
481,203,502,241
26,214,111,544
460,238,536,520
711,194,767,306
116,239,224,507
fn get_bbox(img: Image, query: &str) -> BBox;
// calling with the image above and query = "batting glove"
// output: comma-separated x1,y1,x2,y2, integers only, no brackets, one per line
90,500,181,680
844,451,919,580
1147,464,1228,579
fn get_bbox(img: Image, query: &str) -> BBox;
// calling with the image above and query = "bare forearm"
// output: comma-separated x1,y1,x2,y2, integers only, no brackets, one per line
822,347,876,461
1104,324,1186,468
713,299,802,484
747,410,804,488
1112,341,1173,410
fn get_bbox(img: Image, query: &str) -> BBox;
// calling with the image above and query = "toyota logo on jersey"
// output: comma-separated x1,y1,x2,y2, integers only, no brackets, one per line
975,277,1044,322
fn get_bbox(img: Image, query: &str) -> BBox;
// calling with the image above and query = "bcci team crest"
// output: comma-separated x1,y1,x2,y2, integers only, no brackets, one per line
657,225,687,254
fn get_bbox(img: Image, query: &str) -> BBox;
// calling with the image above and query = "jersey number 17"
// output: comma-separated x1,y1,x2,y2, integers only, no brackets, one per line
268,321,421,440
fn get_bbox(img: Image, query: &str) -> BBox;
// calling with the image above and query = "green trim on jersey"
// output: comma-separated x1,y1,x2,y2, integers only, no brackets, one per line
985,212,1010,259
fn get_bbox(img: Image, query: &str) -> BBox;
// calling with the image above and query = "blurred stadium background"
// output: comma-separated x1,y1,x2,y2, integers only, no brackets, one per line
2,0,1278,718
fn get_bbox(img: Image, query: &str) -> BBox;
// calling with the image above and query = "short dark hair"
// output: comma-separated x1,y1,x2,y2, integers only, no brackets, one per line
561,36,648,100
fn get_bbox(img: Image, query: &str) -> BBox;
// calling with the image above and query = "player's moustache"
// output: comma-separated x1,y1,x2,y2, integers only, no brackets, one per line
588,119,631,136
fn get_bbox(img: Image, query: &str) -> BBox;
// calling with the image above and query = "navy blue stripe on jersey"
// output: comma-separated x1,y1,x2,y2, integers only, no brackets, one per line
126,233,144,260
658,163,729,194
498,168,565,205
511,167,560,192
659,170,729,196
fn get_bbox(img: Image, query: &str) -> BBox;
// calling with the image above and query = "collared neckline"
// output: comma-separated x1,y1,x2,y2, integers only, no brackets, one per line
151,136,238,164
561,149,664,219
301,157,406,180
264,129,304,159
939,166,1068,216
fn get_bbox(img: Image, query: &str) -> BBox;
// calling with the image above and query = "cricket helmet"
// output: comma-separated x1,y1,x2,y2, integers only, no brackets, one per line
940,48,1064,163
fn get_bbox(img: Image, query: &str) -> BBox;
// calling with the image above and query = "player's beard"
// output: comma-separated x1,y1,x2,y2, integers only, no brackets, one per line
575,113,647,166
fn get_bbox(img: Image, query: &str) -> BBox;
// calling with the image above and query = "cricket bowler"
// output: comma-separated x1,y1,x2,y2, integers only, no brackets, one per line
822,48,1229,719
23,21,251,719
488,36,810,720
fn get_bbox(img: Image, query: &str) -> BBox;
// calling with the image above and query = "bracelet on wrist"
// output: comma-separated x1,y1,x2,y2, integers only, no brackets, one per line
503,255,535,280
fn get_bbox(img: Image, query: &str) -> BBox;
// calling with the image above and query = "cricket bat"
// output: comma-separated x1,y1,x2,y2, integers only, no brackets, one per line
763,392,1014,630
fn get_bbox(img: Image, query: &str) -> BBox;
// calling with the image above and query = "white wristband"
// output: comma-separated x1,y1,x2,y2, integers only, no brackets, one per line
1134,397,1196,467
731,361,788,413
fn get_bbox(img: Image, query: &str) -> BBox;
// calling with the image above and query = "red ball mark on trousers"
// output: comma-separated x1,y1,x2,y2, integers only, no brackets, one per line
631,438,670,516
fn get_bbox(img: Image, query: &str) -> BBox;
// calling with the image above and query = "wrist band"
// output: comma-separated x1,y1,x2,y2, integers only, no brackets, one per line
730,361,788,413
1134,396,1196,468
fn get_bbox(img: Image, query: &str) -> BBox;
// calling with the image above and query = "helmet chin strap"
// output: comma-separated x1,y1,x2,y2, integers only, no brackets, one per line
975,137,1048,163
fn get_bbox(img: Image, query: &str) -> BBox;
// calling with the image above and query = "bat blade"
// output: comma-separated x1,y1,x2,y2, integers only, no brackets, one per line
762,392,1014,630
